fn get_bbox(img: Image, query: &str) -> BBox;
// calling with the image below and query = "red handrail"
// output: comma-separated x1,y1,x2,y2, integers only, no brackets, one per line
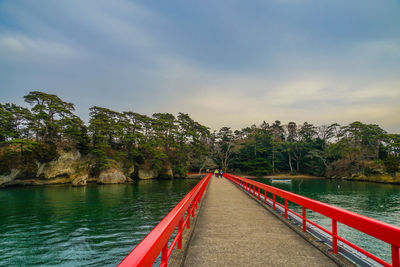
118,173,211,267
224,173,400,267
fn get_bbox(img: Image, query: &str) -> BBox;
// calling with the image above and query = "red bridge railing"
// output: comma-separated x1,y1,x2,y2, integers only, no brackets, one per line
118,173,211,267
223,173,400,267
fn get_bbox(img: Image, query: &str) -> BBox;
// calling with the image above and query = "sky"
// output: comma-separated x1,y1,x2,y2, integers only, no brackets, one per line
0,0,400,132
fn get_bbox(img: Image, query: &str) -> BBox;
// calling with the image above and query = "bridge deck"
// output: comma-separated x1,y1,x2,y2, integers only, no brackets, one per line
182,176,337,266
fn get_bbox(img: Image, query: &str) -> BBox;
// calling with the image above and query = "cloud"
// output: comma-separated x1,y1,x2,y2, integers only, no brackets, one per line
0,0,399,133
0,34,77,59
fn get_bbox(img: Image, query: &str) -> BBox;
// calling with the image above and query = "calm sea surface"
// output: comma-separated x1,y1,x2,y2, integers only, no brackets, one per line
254,178,400,264
1,178,399,266
0,179,199,266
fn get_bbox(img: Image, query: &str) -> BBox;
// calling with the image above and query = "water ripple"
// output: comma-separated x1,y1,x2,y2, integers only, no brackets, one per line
0,179,199,266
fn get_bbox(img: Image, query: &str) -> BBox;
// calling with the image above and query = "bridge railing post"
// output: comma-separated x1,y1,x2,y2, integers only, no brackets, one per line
186,207,191,229
302,207,307,232
332,219,338,254
392,245,399,267
273,194,276,210
258,187,260,200
284,199,288,219
264,190,267,205
161,242,168,267
178,218,183,249
253,185,256,196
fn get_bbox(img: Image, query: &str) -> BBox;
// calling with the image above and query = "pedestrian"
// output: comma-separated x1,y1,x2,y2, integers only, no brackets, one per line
219,169,223,178
214,169,219,178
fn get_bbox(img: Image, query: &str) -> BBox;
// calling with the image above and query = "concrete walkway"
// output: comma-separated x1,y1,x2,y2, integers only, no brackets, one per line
182,176,337,266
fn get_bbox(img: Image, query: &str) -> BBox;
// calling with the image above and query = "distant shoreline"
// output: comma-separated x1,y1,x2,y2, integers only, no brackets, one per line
233,173,400,185
235,173,325,180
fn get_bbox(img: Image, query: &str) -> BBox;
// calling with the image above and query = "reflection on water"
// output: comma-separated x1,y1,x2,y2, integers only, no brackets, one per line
254,178,400,263
0,179,199,266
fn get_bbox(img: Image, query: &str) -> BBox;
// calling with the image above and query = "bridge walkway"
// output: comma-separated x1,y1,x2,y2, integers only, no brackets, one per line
182,176,337,266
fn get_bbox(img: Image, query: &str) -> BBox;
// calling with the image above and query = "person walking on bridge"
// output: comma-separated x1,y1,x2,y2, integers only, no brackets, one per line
219,169,223,178
214,169,219,178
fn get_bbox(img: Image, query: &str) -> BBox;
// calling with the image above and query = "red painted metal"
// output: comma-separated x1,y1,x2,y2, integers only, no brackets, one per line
186,206,191,229
392,245,399,267
264,190,267,205
273,194,276,210
177,218,183,249
284,199,288,219
160,243,168,267
302,207,307,232
118,173,211,267
332,219,338,254
258,187,261,200
336,235,391,267
223,173,400,267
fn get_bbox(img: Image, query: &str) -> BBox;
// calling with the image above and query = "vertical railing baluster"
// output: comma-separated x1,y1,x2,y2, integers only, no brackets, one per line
264,190,267,205
273,194,276,210
302,207,307,232
284,199,288,219
258,187,260,200
332,219,338,254
186,207,191,229
392,245,399,267
161,242,168,266
178,218,183,249
253,185,256,196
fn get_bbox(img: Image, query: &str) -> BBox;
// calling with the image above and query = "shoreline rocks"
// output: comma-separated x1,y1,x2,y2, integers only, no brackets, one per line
72,174,88,187
97,168,127,184
0,150,182,188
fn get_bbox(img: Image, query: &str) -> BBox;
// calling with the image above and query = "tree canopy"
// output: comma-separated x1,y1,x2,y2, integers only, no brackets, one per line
1,91,399,179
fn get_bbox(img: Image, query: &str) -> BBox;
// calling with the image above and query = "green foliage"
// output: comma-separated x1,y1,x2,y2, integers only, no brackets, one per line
24,91,75,142
0,103,31,141
35,142,59,163
0,139,55,176
364,166,372,177
384,154,399,175
225,120,397,178
0,149,20,175
2,91,400,180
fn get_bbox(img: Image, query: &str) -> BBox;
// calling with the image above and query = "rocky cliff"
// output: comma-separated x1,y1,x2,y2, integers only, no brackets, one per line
0,149,178,188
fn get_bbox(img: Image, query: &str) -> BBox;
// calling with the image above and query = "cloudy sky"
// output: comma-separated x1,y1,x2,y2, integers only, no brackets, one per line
1,0,399,132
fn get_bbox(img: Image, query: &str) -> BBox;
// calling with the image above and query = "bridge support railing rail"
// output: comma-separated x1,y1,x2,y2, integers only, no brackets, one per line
223,173,400,267
118,173,212,267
